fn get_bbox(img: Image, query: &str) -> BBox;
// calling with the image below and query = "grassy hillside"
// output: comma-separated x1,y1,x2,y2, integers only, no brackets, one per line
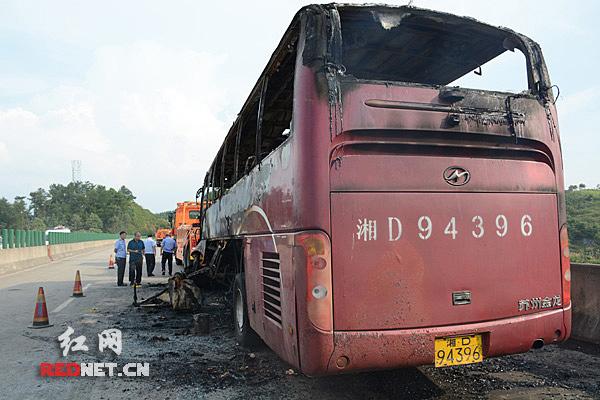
566,188,600,263
126,203,169,236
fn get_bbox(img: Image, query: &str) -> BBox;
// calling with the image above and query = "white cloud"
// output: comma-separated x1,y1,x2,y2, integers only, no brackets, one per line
557,87,599,118
0,142,9,164
1,41,231,211
1,0,599,206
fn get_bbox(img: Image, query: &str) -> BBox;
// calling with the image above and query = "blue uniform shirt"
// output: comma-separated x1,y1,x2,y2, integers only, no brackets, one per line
144,237,156,254
127,239,145,262
114,239,127,259
161,237,176,253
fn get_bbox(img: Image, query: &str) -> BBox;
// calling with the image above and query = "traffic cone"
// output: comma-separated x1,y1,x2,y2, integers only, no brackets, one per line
72,270,85,297
108,254,115,269
29,287,53,329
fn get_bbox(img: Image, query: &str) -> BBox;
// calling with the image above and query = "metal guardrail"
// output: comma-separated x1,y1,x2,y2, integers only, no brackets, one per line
0,229,115,249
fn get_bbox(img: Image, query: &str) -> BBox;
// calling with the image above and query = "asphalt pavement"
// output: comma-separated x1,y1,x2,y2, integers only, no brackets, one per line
0,247,598,399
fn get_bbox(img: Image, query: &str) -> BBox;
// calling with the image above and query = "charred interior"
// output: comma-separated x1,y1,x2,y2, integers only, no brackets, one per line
206,35,296,199
339,7,525,88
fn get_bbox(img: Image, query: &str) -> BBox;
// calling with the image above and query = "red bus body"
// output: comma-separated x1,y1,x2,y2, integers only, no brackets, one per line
197,4,570,375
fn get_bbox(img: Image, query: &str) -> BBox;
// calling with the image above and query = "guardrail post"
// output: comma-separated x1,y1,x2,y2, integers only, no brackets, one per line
1,228,7,249
8,229,14,248
15,230,22,248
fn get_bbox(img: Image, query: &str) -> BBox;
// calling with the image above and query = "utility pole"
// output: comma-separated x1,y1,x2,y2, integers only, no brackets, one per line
71,160,82,182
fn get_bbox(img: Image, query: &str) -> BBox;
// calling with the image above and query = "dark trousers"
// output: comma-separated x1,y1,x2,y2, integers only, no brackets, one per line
145,254,156,276
161,252,173,274
129,258,143,284
116,257,127,285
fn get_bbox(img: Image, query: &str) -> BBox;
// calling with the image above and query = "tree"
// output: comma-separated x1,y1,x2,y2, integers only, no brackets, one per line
30,217,46,231
0,198,16,229
84,213,103,232
69,214,84,231
118,186,135,201
29,188,49,220
2,182,167,234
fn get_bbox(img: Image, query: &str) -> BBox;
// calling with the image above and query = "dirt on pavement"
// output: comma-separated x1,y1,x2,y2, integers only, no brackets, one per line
44,282,600,399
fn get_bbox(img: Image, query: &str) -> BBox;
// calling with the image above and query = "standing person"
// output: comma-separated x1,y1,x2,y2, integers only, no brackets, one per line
160,233,177,276
127,231,145,287
144,234,157,277
114,231,128,286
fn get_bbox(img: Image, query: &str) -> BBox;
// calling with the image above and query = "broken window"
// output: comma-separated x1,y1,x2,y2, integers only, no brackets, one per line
209,150,223,201
203,30,296,202
238,99,260,176
257,41,296,162
339,7,528,92
221,131,236,191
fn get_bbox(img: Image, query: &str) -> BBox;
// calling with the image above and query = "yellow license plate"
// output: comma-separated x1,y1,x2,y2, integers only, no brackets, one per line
434,334,483,367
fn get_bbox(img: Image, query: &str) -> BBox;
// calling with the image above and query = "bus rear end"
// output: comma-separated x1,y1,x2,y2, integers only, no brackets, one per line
295,5,570,374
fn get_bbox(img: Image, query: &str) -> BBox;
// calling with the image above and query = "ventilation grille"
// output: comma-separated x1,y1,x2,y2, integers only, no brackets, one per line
262,252,281,325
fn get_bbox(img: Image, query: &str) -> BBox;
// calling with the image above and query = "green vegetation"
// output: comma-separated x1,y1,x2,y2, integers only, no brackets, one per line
566,186,600,264
0,182,168,235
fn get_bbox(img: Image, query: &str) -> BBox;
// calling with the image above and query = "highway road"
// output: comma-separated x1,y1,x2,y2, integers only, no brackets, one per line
0,247,598,399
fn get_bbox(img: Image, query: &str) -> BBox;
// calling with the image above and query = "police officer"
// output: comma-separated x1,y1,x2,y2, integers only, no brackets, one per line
160,233,177,276
114,231,127,286
144,234,157,276
127,231,145,287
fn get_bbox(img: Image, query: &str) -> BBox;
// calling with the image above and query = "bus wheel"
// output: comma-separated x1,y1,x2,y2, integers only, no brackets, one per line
233,273,259,347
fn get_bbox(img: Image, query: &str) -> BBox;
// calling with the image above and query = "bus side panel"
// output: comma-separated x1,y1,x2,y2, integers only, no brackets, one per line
244,235,300,369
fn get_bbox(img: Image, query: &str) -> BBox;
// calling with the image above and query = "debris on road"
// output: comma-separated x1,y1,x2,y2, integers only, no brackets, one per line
191,313,210,335
168,272,202,311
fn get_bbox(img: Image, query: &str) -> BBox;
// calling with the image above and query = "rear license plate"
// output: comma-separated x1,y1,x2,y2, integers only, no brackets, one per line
434,334,483,367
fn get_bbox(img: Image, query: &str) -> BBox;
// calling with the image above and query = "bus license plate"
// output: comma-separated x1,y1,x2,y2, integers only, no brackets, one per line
434,334,483,367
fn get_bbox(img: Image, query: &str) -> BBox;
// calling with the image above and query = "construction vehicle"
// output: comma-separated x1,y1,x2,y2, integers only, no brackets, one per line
172,201,202,267
155,228,172,247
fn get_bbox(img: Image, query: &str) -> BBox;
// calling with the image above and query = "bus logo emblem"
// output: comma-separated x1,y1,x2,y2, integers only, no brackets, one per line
443,166,470,186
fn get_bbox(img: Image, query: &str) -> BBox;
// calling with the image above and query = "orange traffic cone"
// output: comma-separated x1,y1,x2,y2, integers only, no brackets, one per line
108,254,115,269
29,287,53,329
72,270,84,297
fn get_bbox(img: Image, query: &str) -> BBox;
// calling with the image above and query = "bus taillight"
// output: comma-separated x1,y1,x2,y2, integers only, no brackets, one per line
560,225,571,307
296,232,333,332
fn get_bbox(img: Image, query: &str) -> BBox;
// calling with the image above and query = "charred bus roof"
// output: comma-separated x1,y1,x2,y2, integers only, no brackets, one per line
236,3,552,124
205,3,554,180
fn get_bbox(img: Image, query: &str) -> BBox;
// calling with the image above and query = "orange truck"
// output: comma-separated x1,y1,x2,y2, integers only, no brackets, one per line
155,228,172,247
173,201,202,267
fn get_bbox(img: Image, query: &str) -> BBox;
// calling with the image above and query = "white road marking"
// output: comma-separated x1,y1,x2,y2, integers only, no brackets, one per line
51,283,92,313
52,298,74,313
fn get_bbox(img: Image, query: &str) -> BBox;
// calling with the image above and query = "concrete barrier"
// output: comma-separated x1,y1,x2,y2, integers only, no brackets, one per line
48,240,113,261
0,240,113,275
571,263,600,344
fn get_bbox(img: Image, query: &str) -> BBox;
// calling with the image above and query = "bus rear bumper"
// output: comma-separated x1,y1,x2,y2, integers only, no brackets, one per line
321,307,570,374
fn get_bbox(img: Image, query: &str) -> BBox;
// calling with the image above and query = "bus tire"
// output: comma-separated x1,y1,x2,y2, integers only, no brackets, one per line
233,273,259,347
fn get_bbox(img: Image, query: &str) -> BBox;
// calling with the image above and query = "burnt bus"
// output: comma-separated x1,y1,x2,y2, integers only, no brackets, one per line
192,4,570,375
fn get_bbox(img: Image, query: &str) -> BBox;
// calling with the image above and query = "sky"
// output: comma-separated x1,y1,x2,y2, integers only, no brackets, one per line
0,0,598,212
